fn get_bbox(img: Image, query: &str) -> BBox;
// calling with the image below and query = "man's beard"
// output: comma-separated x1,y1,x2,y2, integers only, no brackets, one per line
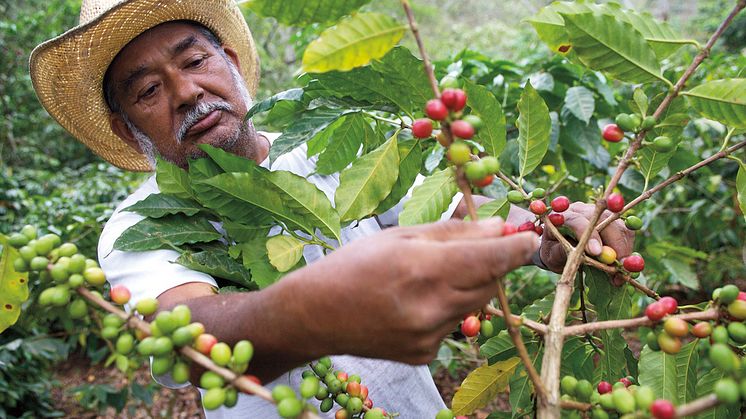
124,61,256,170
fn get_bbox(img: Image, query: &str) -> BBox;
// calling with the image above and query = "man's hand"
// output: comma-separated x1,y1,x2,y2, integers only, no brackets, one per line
539,202,635,279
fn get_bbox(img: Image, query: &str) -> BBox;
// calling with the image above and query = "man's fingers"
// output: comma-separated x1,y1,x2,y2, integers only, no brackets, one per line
563,212,604,256
598,217,635,259
395,217,505,242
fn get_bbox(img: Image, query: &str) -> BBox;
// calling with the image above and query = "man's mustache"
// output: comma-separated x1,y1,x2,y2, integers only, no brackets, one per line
176,101,233,142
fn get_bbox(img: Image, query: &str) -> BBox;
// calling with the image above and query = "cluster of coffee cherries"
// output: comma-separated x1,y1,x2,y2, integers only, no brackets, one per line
301,358,387,418
602,113,675,153
643,296,688,355
460,312,496,339
560,375,676,419
434,408,467,419
410,88,498,188
504,188,568,236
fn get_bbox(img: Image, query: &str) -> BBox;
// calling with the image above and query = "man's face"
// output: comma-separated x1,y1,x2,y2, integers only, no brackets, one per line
107,22,257,168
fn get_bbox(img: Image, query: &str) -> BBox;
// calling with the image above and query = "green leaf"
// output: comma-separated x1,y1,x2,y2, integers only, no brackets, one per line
509,347,542,418
586,268,632,382
245,88,304,120
233,239,285,289
122,194,202,218
335,134,399,222
559,117,610,170
480,331,517,365
200,144,259,173
471,197,510,221
0,237,29,333
639,147,676,186
517,82,551,179
464,81,506,157
522,292,555,323
114,215,221,251
223,220,273,242
316,113,367,175
242,0,372,25
374,139,423,215
561,337,595,382
683,79,746,128
176,249,255,289
266,235,306,273
270,108,351,163
737,164,746,223
614,6,689,59
661,258,699,290
302,13,405,73
695,369,741,419
633,88,649,116
399,168,458,226
638,345,679,403
561,12,665,84
676,340,699,403
156,158,193,199
564,86,595,124
452,358,520,416
312,47,432,116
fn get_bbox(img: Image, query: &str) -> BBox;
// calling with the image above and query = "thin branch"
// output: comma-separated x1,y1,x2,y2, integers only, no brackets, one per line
400,0,440,98
562,308,719,336
483,305,548,335
456,166,479,221
495,280,547,400
597,138,746,231
559,400,592,411
675,394,720,417
496,171,529,198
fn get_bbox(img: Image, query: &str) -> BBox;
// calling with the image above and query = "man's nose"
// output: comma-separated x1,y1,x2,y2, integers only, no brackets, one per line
172,74,204,112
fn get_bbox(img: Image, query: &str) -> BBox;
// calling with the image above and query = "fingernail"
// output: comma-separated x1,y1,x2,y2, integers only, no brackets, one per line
588,239,602,255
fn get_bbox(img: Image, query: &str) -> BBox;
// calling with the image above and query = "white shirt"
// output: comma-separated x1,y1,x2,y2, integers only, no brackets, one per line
99,137,459,418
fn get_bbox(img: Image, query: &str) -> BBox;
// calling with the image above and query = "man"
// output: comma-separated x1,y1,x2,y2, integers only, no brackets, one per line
30,1,633,417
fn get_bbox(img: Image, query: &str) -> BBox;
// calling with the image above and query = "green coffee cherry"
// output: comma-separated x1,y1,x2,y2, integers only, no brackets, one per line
152,336,174,356
8,233,29,248
507,190,525,204
13,258,28,272
233,340,253,364
277,397,303,418
30,256,49,271
463,114,484,130
272,385,296,402
710,343,737,372
224,388,238,408
728,322,746,344
612,388,636,414
151,356,173,376
210,342,232,366
624,215,643,230
641,115,657,130
575,379,593,402
634,385,655,410
101,326,120,340
615,114,636,132
171,362,190,384
719,285,740,304
138,337,156,356
58,243,78,257
650,136,675,153
464,161,487,181
646,331,661,351
629,114,642,131
480,156,500,174
300,377,320,399
560,375,578,396
531,188,546,199
68,254,86,274
712,325,730,344
68,274,84,288
320,397,334,412
20,225,37,241
715,378,741,404
67,299,88,319
171,304,191,327
200,371,225,389
116,333,135,355
202,387,226,410
18,246,37,262
135,298,159,316
171,326,194,347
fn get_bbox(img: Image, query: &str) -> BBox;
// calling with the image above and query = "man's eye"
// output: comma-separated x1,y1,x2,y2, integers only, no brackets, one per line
189,56,206,68
139,85,157,99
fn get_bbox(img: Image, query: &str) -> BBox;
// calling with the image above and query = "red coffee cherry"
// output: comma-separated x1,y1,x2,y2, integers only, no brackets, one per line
451,120,475,139
658,296,678,315
607,193,625,213
529,200,547,215
645,302,666,322
425,99,449,120
461,315,480,337
623,254,645,272
502,223,517,236
412,119,433,138
440,88,467,111
650,399,675,419
473,174,494,188
602,124,624,142
691,322,713,338
548,213,565,226
618,377,632,388
517,221,536,233
598,381,613,394
535,225,544,235
738,291,746,301
550,196,570,212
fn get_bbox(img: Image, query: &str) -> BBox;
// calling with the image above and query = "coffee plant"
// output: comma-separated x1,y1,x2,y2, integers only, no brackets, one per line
3,0,746,417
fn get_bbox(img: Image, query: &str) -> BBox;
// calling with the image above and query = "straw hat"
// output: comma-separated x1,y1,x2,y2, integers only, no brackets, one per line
30,0,260,172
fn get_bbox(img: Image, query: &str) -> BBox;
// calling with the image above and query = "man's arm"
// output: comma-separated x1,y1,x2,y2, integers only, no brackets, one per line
155,218,540,383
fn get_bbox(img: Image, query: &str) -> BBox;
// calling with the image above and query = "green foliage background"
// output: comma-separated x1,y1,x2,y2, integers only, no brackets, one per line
1,0,745,416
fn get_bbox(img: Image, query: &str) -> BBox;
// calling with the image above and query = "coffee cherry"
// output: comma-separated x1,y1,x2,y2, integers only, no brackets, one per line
233,340,253,364
624,215,643,230
224,388,238,408
171,304,192,327
8,233,30,248
440,88,467,111
534,225,544,235
728,300,746,320
651,136,675,153
517,221,536,233
738,291,746,301
203,387,227,411
646,331,661,351
462,114,483,130
645,302,666,322
642,116,657,130
664,317,688,338
502,223,517,236
29,256,48,271
412,119,433,139
481,156,500,174
473,174,494,188
135,298,159,316
548,213,564,226
68,299,88,319
451,120,475,139
18,245,37,262
691,322,712,338
461,315,480,337
658,296,678,315
529,200,547,215
365,408,385,419
448,141,471,165
464,161,487,181
618,378,632,389
657,332,681,354
597,246,617,265
300,376,320,399
612,388,636,414
591,408,609,419
195,333,218,355
714,378,741,404
480,319,495,337
719,285,740,304
598,381,613,394
83,267,106,287
635,386,655,410
623,254,645,272
507,190,525,204
155,311,177,335
727,322,746,344
116,333,135,355
171,361,190,384
110,285,131,305
20,225,37,241
615,114,636,132
550,196,570,212
210,342,232,366
561,376,578,395
152,336,173,356
575,380,593,402
531,188,546,199
629,114,642,130
607,193,625,213
425,99,448,120
710,344,737,372
602,124,624,142
650,399,675,419
712,325,729,344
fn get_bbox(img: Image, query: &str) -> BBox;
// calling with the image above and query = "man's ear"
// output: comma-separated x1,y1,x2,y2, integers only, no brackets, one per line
109,113,142,153
223,46,241,72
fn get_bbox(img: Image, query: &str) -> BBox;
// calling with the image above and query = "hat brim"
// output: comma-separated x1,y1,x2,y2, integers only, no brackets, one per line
30,0,260,172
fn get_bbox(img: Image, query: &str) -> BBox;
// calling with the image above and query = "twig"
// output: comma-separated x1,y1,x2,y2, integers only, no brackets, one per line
400,0,440,98
559,399,592,412
495,280,547,401
456,166,479,221
483,305,548,334
675,394,720,417
496,171,529,198
597,139,746,231
562,308,719,336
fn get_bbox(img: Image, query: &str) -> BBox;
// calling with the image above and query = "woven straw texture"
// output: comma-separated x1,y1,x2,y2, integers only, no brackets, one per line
30,0,260,172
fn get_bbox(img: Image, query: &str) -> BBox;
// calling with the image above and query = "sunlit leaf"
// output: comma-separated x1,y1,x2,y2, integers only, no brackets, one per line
517,82,551,179
266,235,305,273
156,158,193,199
316,113,367,175
452,358,520,416
114,215,221,251
399,168,458,226
0,236,29,333
683,79,746,128
242,0,372,25
464,81,506,157
176,249,255,290
374,139,422,215
122,194,202,218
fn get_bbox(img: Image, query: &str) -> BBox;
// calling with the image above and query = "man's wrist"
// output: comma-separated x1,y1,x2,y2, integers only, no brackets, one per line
531,248,549,270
